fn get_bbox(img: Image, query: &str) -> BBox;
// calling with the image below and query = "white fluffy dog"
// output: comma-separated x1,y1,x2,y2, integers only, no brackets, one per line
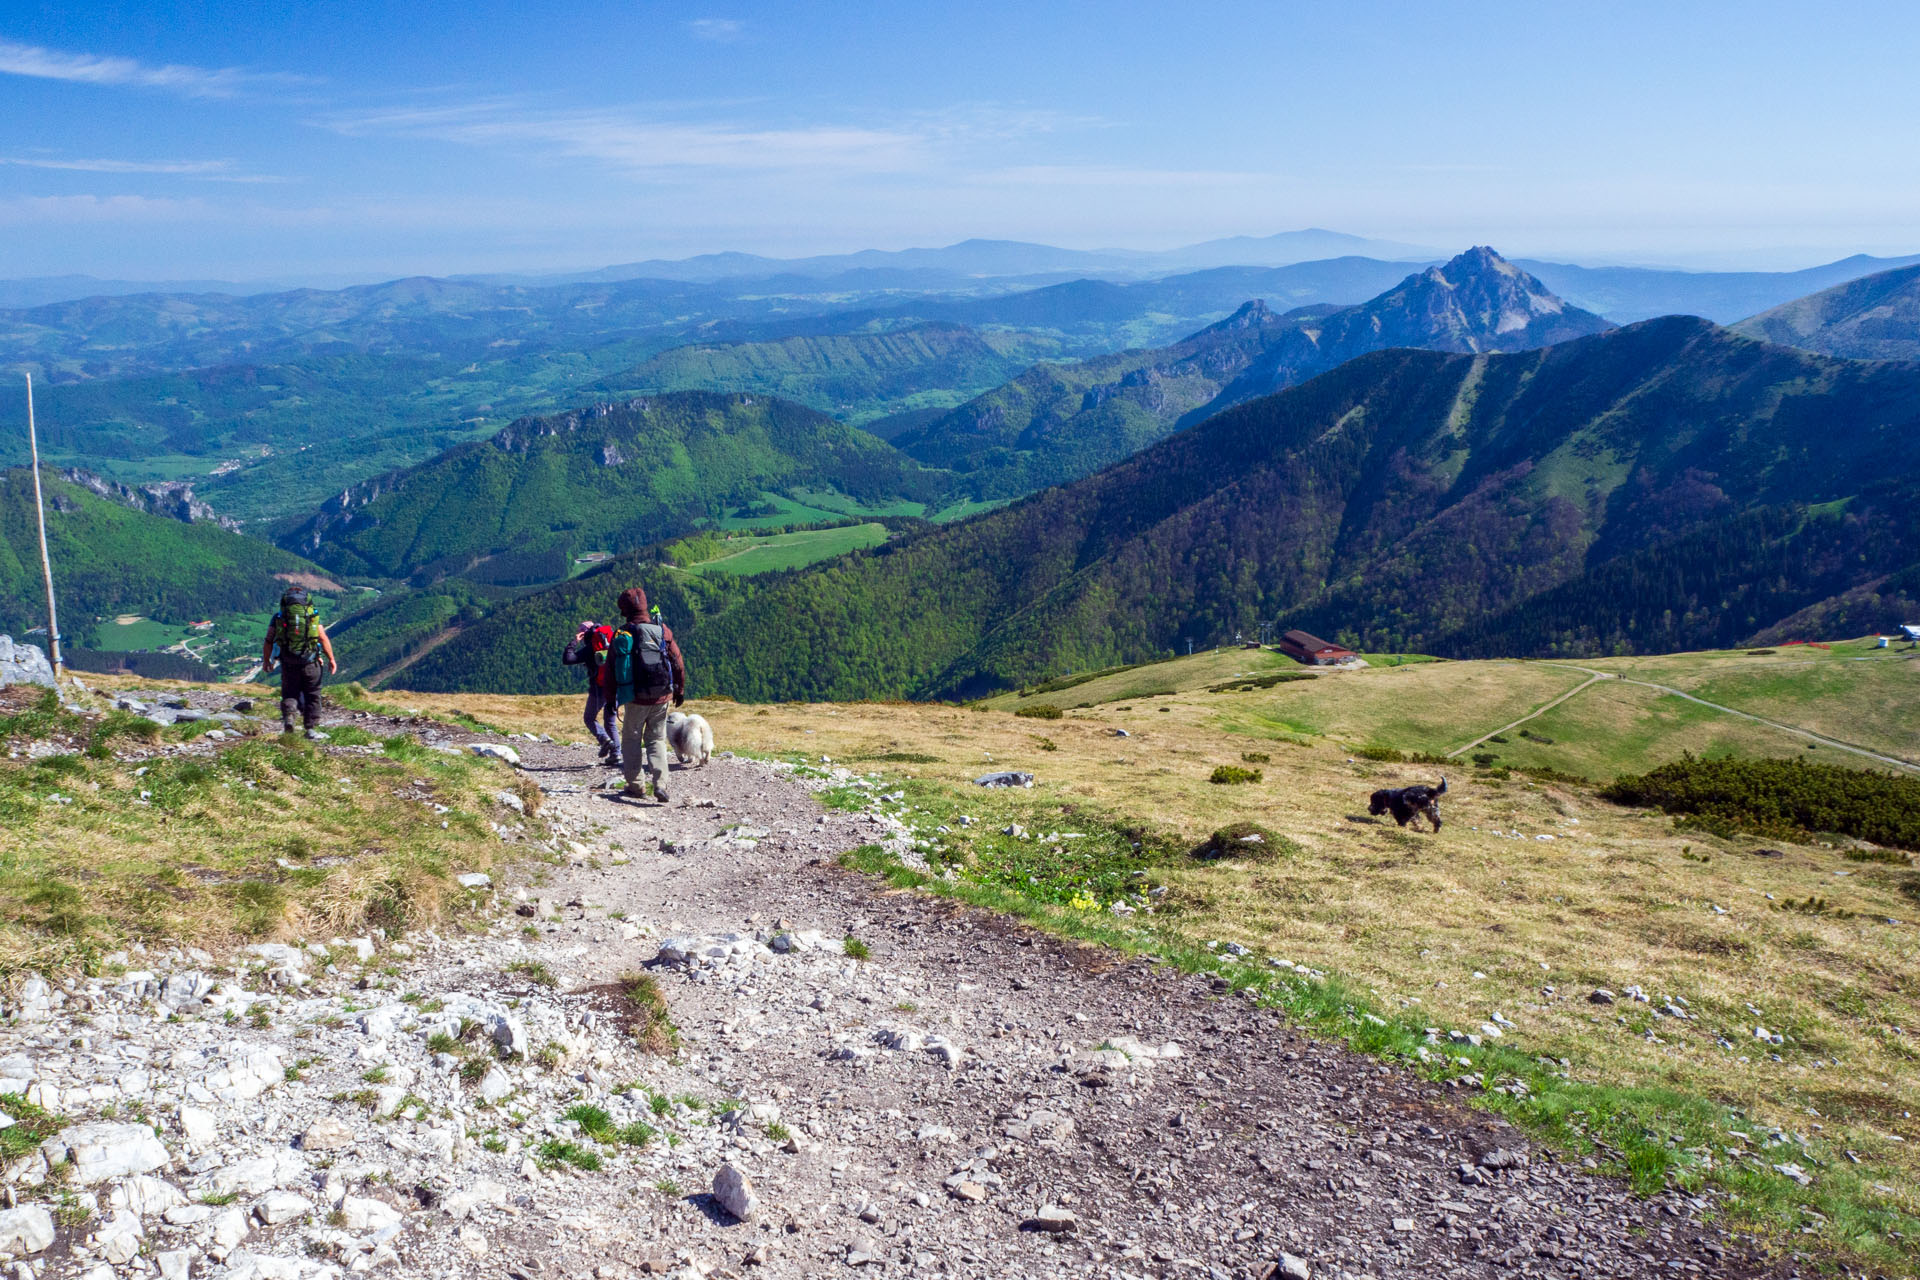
665,711,714,767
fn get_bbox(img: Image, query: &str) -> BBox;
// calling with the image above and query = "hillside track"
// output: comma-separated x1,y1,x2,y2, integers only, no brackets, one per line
1539,664,1920,774
400,719,1789,1280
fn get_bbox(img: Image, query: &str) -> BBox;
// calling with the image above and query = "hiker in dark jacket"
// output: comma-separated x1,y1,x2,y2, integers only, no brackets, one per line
601,586,687,803
562,619,619,765
261,588,337,739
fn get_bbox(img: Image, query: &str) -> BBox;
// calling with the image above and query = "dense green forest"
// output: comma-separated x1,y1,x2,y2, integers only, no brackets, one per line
396,317,1920,701
0,469,318,642
286,391,945,581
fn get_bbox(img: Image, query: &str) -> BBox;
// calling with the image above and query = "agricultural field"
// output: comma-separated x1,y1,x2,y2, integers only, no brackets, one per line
683,523,890,577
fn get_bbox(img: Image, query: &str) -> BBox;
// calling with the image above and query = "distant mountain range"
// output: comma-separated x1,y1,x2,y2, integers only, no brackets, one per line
1522,254,1920,324
403,316,1920,700
1731,262,1920,361
457,230,1440,287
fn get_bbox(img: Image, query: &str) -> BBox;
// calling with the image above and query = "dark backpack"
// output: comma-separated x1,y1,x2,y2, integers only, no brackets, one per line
607,622,673,703
278,594,321,658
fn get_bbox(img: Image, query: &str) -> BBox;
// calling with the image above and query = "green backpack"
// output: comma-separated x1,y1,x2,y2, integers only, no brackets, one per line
606,622,674,703
278,593,321,658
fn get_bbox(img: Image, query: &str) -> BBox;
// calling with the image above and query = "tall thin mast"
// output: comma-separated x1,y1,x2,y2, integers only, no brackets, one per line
23,372,63,676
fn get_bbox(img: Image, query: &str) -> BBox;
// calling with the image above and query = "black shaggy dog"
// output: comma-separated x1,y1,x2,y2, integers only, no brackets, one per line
1369,776,1448,832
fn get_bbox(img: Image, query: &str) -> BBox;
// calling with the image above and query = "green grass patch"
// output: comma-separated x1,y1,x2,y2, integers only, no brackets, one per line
0,1093,64,1160
534,1139,601,1172
1013,704,1063,720
618,972,679,1054
505,960,557,987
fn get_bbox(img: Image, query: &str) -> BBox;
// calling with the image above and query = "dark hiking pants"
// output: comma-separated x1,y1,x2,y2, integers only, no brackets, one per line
584,683,618,751
280,658,324,732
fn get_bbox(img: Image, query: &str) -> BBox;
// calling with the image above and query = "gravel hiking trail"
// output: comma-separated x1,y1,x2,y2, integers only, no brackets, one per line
469,733,1785,1280
0,697,1797,1280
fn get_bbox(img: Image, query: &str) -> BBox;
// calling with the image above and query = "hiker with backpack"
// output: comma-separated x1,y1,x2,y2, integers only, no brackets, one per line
601,586,687,802
562,618,619,766
261,588,337,738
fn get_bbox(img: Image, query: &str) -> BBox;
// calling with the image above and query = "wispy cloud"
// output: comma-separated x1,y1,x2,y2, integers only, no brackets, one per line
325,100,923,173
685,19,743,42
0,36,312,99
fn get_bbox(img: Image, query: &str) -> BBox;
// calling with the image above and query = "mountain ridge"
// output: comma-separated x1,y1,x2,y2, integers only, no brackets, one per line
397,317,1920,700
1730,262,1920,360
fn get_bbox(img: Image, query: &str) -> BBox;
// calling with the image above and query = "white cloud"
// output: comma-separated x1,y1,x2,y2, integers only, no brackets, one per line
0,36,311,99
0,194,214,224
325,100,924,173
2,155,230,175
685,19,743,41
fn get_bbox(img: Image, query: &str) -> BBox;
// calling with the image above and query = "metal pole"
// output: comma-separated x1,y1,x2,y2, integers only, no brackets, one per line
23,372,63,676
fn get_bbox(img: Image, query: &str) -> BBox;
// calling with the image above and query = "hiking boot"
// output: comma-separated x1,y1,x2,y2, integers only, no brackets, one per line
305,729,329,741
606,754,623,770
621,783,647,800
652,780,670,804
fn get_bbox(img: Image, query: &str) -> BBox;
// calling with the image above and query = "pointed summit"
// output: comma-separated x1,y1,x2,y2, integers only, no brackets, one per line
1194,246,1613,414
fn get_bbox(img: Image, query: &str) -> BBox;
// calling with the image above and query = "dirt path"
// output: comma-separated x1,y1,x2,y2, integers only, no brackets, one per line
460,734,1783,1280
1445,671,1604,760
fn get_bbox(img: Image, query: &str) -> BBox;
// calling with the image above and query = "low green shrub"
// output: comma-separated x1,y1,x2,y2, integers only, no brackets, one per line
1209,765,1262,785
1193,822,1299,861
1014,704,1063,720
1206,671,1316,694
1602,755,1920,850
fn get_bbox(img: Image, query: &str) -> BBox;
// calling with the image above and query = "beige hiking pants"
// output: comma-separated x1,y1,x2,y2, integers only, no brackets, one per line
619,702,672,786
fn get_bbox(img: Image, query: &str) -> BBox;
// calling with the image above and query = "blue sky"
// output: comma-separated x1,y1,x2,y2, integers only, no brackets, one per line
2,0,1918,281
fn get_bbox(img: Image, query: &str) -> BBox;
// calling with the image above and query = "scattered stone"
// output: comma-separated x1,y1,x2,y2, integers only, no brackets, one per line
300,1115,356,1152
0,1206,54,1255
1023,1205,1077,1233
1588,988,1616,1005
972,771,1034,788
253,1191,313,1225
470,743,522,766
42,1120,171,1183
713,1162,759,1222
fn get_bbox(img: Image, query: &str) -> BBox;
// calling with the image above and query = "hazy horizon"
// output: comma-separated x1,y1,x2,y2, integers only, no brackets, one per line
3,0,1919,280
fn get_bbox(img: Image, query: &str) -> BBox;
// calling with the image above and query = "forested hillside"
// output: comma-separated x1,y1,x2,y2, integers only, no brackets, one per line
286,391,944,581
395,318,1920,700
1732,262,1920,361
0,468,318,641
889,301,1325,499
604,323,1043,423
